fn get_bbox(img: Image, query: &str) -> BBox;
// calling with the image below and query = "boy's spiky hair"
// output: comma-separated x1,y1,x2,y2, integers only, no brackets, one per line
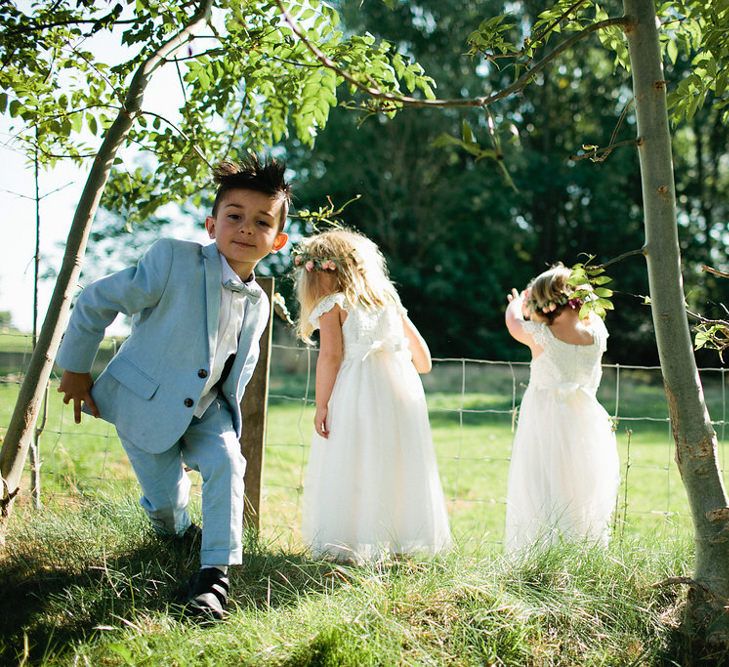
211,155,293,229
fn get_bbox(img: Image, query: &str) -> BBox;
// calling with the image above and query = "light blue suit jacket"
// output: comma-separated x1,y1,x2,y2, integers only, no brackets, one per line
56,239,269,454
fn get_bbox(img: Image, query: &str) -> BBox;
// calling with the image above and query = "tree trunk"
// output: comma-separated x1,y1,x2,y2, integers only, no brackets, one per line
623,0,729,647
0,0,213,538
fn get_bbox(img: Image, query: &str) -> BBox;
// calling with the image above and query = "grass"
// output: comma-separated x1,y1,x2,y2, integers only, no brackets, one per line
1,336,727,663
1,350,716,548
0,494,694,666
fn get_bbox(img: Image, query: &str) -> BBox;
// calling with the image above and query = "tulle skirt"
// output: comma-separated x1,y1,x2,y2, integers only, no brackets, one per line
504,384,620,554
302,351,452,563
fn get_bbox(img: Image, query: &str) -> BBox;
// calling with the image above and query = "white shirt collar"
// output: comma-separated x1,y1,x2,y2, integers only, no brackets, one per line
219,253,254,285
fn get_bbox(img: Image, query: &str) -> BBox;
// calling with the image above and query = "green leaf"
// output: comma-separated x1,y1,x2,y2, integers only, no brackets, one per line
666,38,678,64
694,330,709,350
462,120,475,145
421,82,436,101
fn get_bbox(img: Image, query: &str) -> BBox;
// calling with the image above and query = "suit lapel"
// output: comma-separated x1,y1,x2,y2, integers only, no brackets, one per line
237,299,261,364
202,243,221,368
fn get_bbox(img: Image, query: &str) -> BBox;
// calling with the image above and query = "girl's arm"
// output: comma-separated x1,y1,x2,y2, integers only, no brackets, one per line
505,289,538,347
402,315,432,374
314,305,344,438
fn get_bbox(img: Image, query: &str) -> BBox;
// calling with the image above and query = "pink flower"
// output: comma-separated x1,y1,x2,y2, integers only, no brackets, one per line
305,260,314,272
548,303,557,312
324,260,336,270
294,255,302,266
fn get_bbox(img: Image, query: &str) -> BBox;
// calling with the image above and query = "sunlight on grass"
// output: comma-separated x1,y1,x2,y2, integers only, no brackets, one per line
1,340,726,664
1,356,721,548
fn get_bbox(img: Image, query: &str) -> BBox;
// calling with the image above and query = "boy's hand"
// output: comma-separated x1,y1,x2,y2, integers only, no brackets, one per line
314,405,329,439
58,371,99,424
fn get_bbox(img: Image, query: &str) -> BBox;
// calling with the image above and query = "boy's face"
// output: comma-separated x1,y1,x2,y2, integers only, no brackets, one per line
205,189,288,279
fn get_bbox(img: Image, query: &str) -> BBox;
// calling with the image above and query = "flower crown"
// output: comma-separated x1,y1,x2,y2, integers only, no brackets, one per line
526,289,584,315
292,246,340,272
524,259,614,320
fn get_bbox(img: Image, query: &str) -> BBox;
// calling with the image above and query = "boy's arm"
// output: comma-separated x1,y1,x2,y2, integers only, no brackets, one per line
57,239,174,373
58,371,99,424
56,240,174,423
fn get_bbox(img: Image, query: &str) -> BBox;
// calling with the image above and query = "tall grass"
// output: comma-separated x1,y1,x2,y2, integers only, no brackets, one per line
1,494,692,666
1,338,725,663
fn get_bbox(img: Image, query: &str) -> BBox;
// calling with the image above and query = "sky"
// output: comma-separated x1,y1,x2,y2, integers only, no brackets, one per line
0,138,83,334
0,122,209,335
0,20,209,335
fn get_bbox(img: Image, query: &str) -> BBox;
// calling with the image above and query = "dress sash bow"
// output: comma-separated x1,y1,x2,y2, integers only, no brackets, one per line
347,336,408,362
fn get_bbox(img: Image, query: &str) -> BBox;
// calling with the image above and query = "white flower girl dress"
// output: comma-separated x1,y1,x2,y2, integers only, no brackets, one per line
301,293,452,563
504,314,620,553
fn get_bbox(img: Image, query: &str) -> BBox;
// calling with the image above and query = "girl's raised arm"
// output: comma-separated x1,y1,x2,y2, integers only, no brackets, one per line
505,289,538,348
314,305,344,438
402,316,432,374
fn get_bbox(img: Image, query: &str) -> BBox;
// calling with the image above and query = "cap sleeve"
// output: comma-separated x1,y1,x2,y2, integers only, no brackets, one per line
521,319,549,347
589,313,609,353
394,296,407,317
309,292,347,329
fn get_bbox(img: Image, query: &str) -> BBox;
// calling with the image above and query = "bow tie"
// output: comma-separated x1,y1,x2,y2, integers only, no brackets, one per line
223,278,260,303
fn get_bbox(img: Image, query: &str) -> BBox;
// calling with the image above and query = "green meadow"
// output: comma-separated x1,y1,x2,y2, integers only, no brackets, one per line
1,336,726,664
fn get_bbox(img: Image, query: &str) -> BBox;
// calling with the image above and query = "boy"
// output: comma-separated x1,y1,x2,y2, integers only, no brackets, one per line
56,156,291,620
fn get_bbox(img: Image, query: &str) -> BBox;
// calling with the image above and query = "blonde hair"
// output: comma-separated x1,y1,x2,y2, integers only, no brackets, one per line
527,263,573,323
294,229,401,342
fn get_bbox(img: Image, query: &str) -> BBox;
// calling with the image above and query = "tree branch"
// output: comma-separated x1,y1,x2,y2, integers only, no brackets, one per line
482,0,589,62
139,110,211,167
223,99,248,161
599,247,646,269
64,40,125,105
703,265,729,280
165,47,225,63
277,0,630,110
2,17,138,38
570,138,641,161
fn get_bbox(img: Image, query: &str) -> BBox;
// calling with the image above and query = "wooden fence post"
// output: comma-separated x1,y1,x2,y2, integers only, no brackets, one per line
240,276,274,532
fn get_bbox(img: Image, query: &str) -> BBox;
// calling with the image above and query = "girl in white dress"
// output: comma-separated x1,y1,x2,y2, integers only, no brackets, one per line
294,229,451,563
504,264,620,553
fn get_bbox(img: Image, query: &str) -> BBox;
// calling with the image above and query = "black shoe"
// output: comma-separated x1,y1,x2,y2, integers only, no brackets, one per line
179,523,202,545
184,568,229,621
157,522,201,544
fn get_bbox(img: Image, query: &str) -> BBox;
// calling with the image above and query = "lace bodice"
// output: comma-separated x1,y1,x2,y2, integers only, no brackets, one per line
309,292,408,361
523,315,608,396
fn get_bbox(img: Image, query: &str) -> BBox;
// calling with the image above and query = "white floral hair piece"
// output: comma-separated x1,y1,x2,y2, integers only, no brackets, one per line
292,246,339,272
525,289,581,314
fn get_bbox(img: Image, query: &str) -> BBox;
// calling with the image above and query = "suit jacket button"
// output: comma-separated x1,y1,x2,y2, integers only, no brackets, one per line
198,369,208,378
184,398,194,407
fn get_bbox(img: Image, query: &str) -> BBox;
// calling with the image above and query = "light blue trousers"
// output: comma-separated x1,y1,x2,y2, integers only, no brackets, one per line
118,397,246,567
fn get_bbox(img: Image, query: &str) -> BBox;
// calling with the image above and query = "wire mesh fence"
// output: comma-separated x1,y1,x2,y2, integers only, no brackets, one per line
261,335,728,549
2,328,727,550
